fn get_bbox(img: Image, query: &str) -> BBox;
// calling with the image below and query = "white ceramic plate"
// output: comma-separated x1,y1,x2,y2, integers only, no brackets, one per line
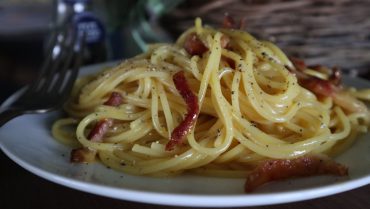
1,62,370,207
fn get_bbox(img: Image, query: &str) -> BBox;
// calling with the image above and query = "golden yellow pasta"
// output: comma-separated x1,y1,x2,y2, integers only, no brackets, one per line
52,18,370,181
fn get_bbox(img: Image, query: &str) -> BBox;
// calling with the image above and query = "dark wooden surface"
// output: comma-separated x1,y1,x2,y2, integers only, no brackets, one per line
1,150,369,209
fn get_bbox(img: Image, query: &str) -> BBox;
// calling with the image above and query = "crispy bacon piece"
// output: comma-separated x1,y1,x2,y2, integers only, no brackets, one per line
184,19,234,56
220,35,234,68
290,57,306,71
289,57,340,97
88,119,114,142
166,71,199,151
239,16,247,30
70,147,97,163
290,58,363,112
307,65,342,86
87,92,123,142
223,13,237,29
287,57,309,83
299,77,338,97
71,92,123,163
244,155,348,192
222,13,247,30
103,91,123,106
184,33,208,56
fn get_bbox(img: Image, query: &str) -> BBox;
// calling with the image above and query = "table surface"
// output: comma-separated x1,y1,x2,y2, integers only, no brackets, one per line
0,150,369,209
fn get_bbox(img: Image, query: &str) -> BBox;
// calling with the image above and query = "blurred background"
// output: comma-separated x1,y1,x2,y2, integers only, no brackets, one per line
1,0,369,103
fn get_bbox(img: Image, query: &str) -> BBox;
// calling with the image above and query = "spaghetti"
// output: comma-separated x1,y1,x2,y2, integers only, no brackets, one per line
52,18,370,191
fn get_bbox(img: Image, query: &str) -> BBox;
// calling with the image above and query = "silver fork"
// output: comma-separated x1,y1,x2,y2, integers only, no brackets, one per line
0,24,85,127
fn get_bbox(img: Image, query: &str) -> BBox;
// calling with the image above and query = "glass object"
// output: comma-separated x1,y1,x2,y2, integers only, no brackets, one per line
53,0,107,64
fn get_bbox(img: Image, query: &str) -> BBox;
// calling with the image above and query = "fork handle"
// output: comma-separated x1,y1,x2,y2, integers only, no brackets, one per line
0,109,24,127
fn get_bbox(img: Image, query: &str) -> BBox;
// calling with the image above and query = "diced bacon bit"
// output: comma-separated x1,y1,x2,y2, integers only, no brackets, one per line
166,71,199,151
289,57,306,71
287,58,309,87
244,155,348,192
87,92,123,142
184,33,208,56
222,13,247,30
103,91,123,106
299,77,338,97
289,57,340,97
289,58,362,113
70,147,97,163
223,13,237,29
88,119,114,142
219,35,234,68
239,16,248,30
308,65,342,86
184,22,232,56
71,92,122,163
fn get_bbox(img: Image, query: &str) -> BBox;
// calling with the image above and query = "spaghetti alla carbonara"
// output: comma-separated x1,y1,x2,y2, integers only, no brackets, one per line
52,18,370,191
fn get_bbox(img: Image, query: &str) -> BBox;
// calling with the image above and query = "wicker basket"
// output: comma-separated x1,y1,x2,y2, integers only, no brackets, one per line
161,0,370,77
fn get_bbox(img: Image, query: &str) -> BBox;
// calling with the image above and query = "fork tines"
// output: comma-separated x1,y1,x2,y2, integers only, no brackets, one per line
23,23,85,104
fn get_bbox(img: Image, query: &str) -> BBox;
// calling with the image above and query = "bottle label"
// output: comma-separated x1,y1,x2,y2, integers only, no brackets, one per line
73,11,105,44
